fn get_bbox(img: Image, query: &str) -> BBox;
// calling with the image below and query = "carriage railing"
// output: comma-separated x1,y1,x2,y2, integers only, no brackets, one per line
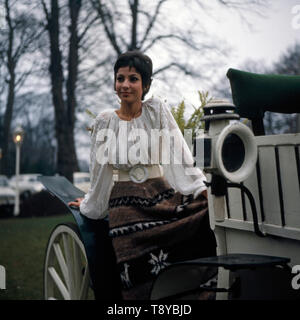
217,133,300,242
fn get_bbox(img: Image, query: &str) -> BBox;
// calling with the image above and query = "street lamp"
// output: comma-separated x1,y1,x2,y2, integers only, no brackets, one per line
13,127,24,217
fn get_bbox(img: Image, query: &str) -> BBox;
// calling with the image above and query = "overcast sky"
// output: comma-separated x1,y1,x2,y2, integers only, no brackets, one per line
221,0,300,65
149,0,300,108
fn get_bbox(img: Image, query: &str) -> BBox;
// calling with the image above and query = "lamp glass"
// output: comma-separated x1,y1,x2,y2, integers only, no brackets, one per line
13,127,24,145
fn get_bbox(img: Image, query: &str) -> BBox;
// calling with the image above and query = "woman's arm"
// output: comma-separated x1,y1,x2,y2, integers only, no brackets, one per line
70,113,114,219
159,100,207,199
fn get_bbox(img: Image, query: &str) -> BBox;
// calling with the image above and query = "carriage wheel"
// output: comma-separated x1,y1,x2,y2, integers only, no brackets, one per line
44,223,93,300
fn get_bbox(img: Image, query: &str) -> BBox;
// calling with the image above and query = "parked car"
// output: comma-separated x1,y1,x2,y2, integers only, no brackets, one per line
9,173,44,199
73,172,90,193
0,175,15,215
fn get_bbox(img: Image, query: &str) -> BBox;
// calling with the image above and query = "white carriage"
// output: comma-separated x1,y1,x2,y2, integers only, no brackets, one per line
41,68,300,300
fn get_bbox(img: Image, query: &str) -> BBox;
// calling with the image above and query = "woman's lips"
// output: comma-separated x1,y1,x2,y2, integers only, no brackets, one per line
121,92,132,97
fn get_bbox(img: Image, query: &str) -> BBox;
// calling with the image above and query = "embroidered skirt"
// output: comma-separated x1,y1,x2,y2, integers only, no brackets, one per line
108,177,217,300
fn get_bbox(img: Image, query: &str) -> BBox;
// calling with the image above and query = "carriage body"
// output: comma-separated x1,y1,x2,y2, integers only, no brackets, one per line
207,132,300,299
40,68,300,300
204,69,300,299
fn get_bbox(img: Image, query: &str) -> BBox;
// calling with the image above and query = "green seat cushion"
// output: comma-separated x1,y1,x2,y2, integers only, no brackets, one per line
227,68,300,119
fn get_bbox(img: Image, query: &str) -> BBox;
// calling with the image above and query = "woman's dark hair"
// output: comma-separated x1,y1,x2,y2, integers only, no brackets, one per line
114,51,153,100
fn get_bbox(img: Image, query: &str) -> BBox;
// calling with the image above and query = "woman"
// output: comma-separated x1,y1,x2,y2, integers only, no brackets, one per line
69,51,216,300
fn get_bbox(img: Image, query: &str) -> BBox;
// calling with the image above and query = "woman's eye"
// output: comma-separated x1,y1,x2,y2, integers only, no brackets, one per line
117,76,124,82
130,77,139,82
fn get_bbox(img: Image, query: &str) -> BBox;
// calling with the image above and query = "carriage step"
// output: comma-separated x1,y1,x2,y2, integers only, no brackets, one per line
175,253,290,271
150,254,292,300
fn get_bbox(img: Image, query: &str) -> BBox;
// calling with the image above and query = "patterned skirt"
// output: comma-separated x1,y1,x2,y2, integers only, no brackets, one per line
108,177,217,300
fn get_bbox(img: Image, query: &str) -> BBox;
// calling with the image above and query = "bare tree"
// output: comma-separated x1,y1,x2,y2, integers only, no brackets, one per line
9,91,57,176
272,43,300,132
90,0,213,77
41,0,97,181
0,0,43,175
89,0,270,81
213,43,300,135
273,43,300,75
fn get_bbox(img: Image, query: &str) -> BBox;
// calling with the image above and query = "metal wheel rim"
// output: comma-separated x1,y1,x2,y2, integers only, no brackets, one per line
44,223,92,300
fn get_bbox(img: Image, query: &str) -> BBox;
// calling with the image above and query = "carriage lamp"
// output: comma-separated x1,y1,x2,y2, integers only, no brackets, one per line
13,126,24,216
195,99,257,183
195,99,257,223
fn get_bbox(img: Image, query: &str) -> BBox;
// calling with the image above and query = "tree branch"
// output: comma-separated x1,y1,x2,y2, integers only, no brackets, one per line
143,33,201,52
90,0,122,55
128,0,138,50
153,62,199,77
78,15,98,44
41,0,50,23
139,0,167,49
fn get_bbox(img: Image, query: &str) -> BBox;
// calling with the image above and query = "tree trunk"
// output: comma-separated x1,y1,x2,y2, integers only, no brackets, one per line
65,0,81,179
129,0,139,50
1,70,15,175
47,0,79,182
1,0,16,175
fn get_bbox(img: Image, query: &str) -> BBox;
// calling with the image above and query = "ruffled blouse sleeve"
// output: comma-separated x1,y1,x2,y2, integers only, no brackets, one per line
159,100,207,199
80,112,114,219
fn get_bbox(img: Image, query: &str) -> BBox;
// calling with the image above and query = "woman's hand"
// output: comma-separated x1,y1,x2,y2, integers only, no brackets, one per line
68,197,84,208
201,190,208,199
195,190,208,201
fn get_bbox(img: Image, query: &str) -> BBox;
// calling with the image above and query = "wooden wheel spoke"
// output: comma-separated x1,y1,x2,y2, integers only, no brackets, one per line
44,224,92,300
48,267,70,300
62,233,76,297
72,238,82,296
53,242,69,285
79,266,90,300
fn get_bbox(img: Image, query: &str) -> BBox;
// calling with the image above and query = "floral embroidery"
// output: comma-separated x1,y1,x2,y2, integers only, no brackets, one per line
120,263,132,289
148,249,170,275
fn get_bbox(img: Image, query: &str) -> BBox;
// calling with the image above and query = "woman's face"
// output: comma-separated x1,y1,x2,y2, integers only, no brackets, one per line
115,66,143,105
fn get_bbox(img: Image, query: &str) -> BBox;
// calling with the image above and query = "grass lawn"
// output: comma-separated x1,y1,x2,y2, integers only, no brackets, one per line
0,214,75,300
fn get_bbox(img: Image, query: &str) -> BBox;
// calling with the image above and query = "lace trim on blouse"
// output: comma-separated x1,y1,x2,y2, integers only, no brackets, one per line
79,96,207,220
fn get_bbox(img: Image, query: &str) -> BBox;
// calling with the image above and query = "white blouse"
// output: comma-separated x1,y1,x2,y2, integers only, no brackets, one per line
80,96,207,220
